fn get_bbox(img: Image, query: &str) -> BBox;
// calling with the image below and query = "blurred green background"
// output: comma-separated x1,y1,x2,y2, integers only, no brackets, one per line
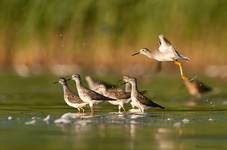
0,0,227,76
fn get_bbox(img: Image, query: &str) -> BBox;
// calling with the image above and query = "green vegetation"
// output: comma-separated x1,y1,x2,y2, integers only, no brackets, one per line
0,0,227,71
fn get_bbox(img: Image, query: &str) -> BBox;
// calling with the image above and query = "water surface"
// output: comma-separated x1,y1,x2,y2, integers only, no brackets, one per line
0,74,227,150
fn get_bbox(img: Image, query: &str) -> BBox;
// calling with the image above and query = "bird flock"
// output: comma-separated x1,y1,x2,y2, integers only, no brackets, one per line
55,34,212,113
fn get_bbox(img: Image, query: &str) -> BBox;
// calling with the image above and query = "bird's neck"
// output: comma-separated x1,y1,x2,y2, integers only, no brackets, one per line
130,82,138,96
74,79,82,90
144,51,154,59
87,78,94,88
125,83,131,93
62,83,71,95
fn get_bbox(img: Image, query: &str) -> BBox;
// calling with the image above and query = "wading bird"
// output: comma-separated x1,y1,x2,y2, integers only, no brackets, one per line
71,74,115,113
123,76,164,113
98,84,131,112
55,78,88,113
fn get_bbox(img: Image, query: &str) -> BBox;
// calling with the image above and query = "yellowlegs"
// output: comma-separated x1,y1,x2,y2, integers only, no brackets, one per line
71,74,115,113
85,75,116,94
132,34,190,80
183,77,212,97
55,78,87,112
123,76,164,112
98,84,131,112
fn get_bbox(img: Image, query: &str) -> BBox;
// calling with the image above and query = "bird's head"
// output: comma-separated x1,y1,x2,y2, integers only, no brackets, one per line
123,76,136,84
54,77,70,85
71,74,81,82
132,48,151,56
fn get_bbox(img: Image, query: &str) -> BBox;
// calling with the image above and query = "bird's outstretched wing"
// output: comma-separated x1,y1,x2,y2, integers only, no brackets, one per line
158,36,176,54
163,37,172,45
137,93,164,109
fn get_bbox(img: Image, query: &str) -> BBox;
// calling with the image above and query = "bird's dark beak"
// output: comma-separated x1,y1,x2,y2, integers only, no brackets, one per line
131,51,140,56
53,81,58,84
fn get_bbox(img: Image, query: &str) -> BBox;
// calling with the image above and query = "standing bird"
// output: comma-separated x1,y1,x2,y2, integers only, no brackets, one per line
123,76,164,113
132,34,190,80
183,77,212,97
98,85,131,112
54,78,88,113
85,75,116,95
71,74,115,113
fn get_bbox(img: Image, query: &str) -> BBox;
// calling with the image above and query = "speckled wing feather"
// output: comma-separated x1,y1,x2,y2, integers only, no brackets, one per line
136,92,164,109
66,93,84,104
85,89,115,101
107,89,130,99
65,89,84,104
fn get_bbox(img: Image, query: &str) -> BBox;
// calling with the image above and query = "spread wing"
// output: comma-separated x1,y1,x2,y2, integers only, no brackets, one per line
159,44,177,53
159,36,171,46
158,36,176,54
107,89,130,99
85,89,114,101
137,92,164,109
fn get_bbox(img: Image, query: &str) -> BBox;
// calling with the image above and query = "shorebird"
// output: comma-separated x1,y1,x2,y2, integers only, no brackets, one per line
98,84,131,112
123,76,164,112
183,77,212,97
71,74,115,113
55,78,87,112
132,34,190,80
85,75,116,95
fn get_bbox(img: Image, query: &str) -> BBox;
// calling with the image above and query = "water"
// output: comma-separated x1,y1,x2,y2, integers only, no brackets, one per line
0,74,227,150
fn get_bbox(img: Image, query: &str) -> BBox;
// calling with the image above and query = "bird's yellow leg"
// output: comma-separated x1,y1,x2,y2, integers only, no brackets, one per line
174,61,189,81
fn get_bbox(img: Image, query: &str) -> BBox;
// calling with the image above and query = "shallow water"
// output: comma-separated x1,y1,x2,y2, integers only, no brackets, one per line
0,74,227,150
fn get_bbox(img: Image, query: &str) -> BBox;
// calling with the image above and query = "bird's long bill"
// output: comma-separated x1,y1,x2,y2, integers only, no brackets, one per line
131,51,140,56
66,78,71,81
53,81,58,84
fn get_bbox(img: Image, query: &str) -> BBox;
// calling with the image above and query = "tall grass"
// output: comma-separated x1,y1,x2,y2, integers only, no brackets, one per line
0,0,227,73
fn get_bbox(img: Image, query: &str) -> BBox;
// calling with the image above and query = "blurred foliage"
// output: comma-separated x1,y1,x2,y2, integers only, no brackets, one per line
0,0,227,70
